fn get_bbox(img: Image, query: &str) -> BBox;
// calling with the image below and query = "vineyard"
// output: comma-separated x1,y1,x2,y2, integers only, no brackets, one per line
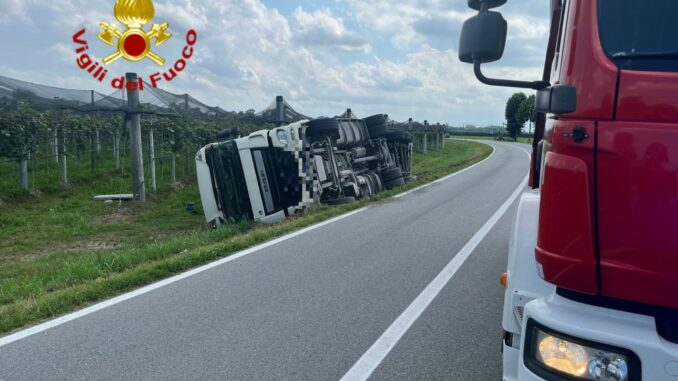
0,75,288,198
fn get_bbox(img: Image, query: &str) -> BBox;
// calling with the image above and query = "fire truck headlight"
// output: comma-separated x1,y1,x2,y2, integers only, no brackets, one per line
525,319,638,381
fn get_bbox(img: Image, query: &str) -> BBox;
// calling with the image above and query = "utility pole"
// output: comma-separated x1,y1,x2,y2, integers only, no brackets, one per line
127,73,145,201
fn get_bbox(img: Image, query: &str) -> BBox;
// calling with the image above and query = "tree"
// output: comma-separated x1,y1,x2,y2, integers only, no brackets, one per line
505,92,528,139
518,94,536,135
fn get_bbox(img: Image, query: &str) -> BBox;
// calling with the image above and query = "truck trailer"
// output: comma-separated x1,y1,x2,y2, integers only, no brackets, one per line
196,114,413,226
459,0,678,380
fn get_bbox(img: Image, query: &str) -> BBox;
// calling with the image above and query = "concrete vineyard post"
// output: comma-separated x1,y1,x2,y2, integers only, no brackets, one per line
127,72,145,202
149,128,156,192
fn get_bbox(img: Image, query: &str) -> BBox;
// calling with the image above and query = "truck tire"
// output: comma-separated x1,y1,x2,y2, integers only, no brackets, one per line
368,172,384,193
385,131,412,143
364,114,389,138
384,176,405,189
381,167,403,182
307,118,340,140
323,196,356,205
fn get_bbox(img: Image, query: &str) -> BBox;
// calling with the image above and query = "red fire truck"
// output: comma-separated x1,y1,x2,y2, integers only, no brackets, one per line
459,1,678,380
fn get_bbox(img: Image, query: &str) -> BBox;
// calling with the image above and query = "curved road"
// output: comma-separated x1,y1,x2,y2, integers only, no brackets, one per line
0,141,531,381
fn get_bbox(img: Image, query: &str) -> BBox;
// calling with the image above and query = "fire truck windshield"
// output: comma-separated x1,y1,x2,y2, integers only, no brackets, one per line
599,0,678,72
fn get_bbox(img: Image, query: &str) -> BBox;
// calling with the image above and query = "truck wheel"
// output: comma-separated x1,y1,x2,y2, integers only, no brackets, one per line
364,114,389,138
307,118,340,140
323,196,356,205
369,172,384,193
381,167,403,182
385,131,412,143
384,177,405,190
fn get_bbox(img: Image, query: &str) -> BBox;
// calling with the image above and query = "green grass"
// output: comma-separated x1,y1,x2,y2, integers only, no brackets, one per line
452,136,533,144
0,140,492,335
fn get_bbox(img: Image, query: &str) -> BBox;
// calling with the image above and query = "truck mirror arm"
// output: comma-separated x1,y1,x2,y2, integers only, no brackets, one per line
474,60,550,90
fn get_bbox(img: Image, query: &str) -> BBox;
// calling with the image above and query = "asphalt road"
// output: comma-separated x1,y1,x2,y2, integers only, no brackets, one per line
0,140,531,381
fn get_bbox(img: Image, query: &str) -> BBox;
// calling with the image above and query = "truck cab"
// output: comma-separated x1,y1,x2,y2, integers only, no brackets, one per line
459,1,678,380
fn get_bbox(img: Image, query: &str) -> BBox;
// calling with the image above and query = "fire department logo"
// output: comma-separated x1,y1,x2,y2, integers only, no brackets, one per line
98,0,172,66
71,0,197,90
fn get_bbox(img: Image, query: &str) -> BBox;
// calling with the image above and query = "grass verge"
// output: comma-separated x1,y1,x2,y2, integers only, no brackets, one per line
0,140,492,335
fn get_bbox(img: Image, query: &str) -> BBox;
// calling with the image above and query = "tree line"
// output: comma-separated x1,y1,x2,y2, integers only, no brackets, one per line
505,92,536,139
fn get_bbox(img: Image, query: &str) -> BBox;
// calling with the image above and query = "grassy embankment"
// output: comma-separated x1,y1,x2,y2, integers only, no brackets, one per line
0,140,492,335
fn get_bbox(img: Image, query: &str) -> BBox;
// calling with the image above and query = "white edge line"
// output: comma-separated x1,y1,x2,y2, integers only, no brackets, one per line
340,146,530,381
0,208,367,348
393,144,496,199
0,140,504,348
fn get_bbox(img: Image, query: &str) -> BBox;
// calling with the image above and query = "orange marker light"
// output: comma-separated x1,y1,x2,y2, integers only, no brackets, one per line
500,272,508,287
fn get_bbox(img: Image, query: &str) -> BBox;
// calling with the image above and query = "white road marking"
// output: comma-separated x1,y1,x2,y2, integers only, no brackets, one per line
0,208,369,348
0,140,509,349
393,145,496,199
340,145,530,381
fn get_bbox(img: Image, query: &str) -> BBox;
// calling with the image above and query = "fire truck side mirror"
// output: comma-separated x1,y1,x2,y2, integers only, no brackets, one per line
467,0,508,11
536,85,577,114
458,0,551,91
459,11,507,64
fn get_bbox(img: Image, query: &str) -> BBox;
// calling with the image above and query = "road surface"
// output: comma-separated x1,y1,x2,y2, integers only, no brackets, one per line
0,140,531,381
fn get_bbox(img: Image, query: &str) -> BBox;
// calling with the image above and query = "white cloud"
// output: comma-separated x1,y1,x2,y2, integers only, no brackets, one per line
0,0,35,25
292,7,370,53
0,0,550,126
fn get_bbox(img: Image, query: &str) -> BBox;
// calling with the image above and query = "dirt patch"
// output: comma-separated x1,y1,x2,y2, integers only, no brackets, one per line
82,239,122,251
92,206,136,225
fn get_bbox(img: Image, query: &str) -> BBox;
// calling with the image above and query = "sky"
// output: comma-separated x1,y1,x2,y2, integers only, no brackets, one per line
0,0,550,126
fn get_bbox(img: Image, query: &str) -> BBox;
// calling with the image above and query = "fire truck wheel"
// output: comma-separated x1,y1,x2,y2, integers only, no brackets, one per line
307,118,340,140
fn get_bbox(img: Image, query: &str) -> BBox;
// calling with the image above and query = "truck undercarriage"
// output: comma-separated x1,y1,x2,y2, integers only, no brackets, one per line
196,114,414,226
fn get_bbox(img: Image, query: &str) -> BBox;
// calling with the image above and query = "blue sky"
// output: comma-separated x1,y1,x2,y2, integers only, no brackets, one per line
0,0,549,126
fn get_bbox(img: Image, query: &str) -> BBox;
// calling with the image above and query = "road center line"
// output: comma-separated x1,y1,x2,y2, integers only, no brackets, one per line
340,149,529,381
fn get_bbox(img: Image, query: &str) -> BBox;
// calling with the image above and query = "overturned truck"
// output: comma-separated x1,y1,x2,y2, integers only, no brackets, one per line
196,114,414,226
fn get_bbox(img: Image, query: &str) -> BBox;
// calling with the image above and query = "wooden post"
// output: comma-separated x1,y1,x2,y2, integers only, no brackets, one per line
127,73,145,202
